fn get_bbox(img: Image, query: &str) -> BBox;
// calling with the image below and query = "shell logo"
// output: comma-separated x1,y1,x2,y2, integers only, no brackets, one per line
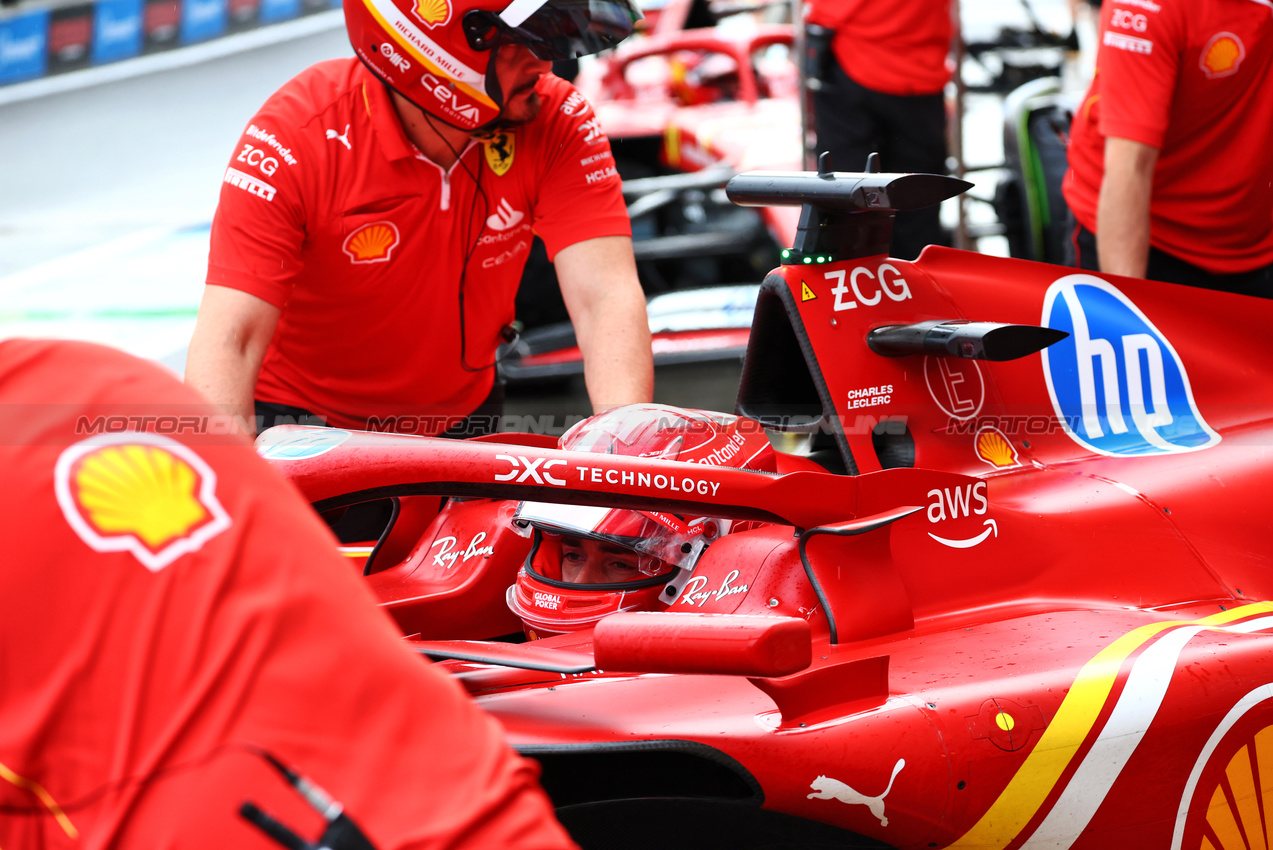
1174,684,1273,849
55,433,232,572
1197,727,1273,849
975,426,1020,469
343,221,400,264
412,0,450,28
1200,32,1245,79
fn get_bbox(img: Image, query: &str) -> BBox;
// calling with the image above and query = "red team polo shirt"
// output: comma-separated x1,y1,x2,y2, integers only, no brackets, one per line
803,0,953,96
208,59,630,432
0,339,576,849
1064,0,1273,274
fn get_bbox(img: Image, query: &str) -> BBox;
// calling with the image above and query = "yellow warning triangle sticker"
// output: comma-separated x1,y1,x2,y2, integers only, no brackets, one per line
801,280,817,302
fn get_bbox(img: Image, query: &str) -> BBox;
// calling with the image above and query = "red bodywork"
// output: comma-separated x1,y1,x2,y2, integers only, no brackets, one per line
264,173,1273,849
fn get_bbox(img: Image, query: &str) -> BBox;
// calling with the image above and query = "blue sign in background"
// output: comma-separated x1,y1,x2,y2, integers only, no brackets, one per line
180,0,227,43
1042,277,1220,456
0,10,49,83
259,0,300,24
93,0,143,63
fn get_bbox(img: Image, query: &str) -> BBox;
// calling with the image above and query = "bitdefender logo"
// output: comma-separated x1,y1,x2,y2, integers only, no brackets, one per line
486,197,525,231
1041,274,1220,456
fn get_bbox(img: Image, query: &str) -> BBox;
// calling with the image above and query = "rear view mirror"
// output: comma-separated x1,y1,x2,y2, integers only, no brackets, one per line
592,612,812,678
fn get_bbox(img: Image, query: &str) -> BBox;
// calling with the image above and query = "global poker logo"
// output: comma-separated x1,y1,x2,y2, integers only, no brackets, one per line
1041,274,1220,456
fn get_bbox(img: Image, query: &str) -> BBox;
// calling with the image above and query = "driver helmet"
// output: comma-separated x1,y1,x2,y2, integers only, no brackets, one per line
668,50,740,106
506,403,776,639
344,0,642,130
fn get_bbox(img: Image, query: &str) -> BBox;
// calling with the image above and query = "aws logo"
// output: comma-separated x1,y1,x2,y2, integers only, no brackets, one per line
55,433,232,572
1200,32,1245,78
344,221,400,264
926,481,996,549
1041,274,1220,456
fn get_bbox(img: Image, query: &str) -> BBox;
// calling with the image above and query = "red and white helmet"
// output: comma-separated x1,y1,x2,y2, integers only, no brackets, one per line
506,404,775,639
344,0,641,130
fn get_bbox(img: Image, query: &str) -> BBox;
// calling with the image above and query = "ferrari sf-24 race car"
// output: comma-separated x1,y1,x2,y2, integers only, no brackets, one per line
259,166,1273,850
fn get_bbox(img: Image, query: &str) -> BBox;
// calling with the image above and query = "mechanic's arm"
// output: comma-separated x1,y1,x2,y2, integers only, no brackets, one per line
554,235,654,412
185,285,281,437
1097,136,1159,279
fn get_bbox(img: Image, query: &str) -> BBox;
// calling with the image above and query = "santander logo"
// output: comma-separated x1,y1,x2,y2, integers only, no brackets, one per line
486,197,525,231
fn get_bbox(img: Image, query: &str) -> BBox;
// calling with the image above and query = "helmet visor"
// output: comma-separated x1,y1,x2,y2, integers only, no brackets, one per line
513,501,707,573
469,0,642,61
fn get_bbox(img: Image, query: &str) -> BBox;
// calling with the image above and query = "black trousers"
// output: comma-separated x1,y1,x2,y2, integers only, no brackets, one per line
812,62,948,260
1065,214,1273,299
254,379,508,439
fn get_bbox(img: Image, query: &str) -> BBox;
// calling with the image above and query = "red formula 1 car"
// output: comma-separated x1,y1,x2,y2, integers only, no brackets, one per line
260,168,1273,850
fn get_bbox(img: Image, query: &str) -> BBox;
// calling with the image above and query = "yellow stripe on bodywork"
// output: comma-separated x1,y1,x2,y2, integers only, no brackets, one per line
947,602,1273,848
0,760,78,839
361,0,496,109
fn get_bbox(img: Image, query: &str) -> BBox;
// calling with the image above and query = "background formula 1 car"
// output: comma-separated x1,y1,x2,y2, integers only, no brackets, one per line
261,167,1273,850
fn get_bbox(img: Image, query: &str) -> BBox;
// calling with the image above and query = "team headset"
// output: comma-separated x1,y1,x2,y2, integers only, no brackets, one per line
391,0,641,372
424,120,509,374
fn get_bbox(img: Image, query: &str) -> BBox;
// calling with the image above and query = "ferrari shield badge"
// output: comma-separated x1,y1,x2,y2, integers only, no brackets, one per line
484,132,515,176
1041,274,1220,457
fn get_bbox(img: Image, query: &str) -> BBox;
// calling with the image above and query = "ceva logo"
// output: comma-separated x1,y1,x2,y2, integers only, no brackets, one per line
1041,274,1220,456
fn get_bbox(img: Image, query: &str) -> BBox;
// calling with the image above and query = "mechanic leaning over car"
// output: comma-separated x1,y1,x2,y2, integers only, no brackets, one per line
802,0,953,260
186,0,654,438
505,403,777,639
0,338,578,850
1062,0,1273,296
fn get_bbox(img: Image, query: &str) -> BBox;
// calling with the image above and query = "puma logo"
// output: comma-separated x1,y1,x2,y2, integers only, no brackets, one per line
807,758,906,827
325,124,352,151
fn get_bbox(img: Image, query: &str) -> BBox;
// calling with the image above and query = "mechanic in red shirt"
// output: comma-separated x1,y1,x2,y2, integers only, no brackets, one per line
0,338,577,850
186,0,654,437
803,0,953,259
1062,0,1273,295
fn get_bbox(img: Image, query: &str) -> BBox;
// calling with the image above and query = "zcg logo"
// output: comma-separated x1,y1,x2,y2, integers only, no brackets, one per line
1111,9,1147,31
236,143,278,176
827,264,912,312
494,454,567,486
1041,275,1220,456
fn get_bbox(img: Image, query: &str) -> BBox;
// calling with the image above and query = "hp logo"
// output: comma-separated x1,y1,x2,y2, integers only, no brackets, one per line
1041,275,1220,456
